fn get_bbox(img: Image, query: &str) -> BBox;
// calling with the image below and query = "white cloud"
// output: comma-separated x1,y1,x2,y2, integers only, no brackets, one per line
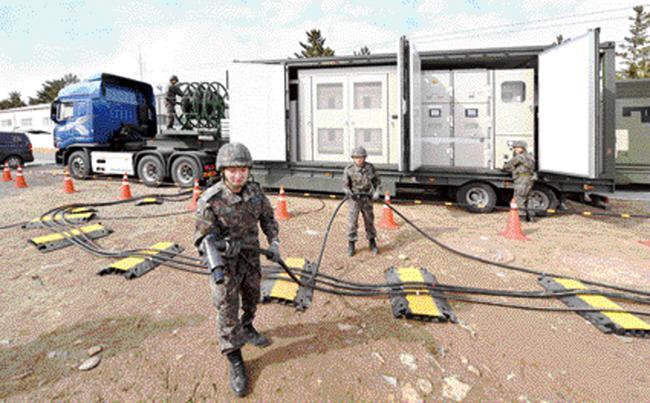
320,0,344,13
417,0,446,15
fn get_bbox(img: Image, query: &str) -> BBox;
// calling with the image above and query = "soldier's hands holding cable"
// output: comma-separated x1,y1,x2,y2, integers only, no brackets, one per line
267,240,282,263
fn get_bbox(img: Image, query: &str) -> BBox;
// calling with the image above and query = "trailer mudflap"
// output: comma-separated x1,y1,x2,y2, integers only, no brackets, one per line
29,223,112,253
261,257,316,311
22,209,97,229
135,197,163,206
539,276,650,337
385,267,456,323
98,242,183,279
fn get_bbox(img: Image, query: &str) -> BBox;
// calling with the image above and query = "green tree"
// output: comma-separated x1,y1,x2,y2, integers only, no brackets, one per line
0,91,26,110
617,6,650,79
354,46,371,56
28,73,79,105
295,29,335,58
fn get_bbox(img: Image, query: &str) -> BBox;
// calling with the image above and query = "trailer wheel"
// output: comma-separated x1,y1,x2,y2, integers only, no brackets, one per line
456,182,497,213
68,151,90,179
137,155,165,187
528,185,559,216
171,155,200,187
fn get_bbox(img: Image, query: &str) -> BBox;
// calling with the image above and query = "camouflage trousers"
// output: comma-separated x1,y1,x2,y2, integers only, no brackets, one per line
513,177,534,216
209,251,261,355
347,197,377,242
165,104,176,129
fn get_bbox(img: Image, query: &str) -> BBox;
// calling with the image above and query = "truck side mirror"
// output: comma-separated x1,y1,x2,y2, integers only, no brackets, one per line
50,101,60,123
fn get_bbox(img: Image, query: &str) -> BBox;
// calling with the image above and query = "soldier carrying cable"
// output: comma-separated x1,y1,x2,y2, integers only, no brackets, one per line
165,75,183,130
502,140,536,221
194,142,281,397
343,146,381,256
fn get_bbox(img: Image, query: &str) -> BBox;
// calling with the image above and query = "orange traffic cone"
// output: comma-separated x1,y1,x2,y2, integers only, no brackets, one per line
639,240,650,247
188,179,201,210
119,172,133,200
63,168,76,193
2,162,11,182
274,186,292,221
378,192,400,229
500,198,529,241
14,166,28,188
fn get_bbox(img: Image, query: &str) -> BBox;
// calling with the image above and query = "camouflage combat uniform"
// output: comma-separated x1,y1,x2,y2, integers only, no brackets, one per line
194,180,279,354
343,162,381,242
503,149,536,216
165,80,183,129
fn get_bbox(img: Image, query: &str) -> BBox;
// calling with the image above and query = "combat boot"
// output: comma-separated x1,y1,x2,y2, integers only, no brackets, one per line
369,239,379,255
226,349,248,397
348,241,355,257
242,324,271,347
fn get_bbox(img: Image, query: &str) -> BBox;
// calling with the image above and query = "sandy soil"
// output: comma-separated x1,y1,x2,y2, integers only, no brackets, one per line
1,166,649,402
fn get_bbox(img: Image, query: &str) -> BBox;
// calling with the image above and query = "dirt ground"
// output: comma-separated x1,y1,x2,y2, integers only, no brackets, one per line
1,165,649,402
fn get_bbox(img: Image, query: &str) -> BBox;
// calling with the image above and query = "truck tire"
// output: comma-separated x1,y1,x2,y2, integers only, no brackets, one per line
171,155,200,188
528,185,559,216
456,182,497,213
68,151,91,179
137,155,165,187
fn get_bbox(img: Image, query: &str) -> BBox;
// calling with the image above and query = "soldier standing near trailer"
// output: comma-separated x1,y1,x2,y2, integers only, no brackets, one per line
502,140,536,221
165,75,183,129
343,146,381,256
194,142,281,397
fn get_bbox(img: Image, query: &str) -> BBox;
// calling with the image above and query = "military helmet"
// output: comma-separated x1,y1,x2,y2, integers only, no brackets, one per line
216,142,253,171
351,146,368,158
170,75,179,82
512,140,528,150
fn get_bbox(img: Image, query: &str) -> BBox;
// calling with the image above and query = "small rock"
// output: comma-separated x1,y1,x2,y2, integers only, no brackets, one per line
337,323,354,332
507,372,516,381
457,320,478,339
560,369,567,375
305,229,319,236
175,354,184,361
550,325,558,331
172,328,179,335
442,376,471,402
398,254,408,260
467,365,481,377
78,356,101,371
316,378,322,385
479,236,489,241
87,345,102,357
0,339,12,346
47,351,69,359
615,335,633,343
73,339,83,345
460,356,468,365
400,353,418,371
496,272,507,279
357,329,363,335
416,378,433,394
401,382,422,402
372,352,385,364
517,395,531,403
382,375,398,387
403,323,413,328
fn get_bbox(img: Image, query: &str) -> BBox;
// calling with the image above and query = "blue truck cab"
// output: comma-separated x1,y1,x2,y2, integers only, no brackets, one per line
51,73,157,164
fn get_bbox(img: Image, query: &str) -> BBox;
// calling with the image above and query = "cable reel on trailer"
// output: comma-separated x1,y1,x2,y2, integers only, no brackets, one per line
173,81,228,131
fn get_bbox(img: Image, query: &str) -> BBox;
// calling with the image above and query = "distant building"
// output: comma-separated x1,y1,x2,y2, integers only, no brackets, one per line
0,103,54,149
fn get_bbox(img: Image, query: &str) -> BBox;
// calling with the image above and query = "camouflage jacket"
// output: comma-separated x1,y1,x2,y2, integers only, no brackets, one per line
165,83,183,105
503,152,535,179
343,162,381,194
194,180,279,249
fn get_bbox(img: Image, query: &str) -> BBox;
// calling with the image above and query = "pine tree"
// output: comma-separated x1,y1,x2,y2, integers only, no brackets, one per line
0,91,26,110
295,29,335,58
354,46,371,56
28,73,80,105
617,6,650,79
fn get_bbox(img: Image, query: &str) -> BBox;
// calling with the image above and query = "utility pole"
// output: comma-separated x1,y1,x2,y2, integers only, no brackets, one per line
138,45,145,81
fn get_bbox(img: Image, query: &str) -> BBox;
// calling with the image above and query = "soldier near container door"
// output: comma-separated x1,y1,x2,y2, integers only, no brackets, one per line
502,140,536,221
194,142,281,398
165,75,183,129
343,146,382,256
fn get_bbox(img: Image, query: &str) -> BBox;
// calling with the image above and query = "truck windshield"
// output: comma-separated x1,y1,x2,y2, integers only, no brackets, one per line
57,102,74,121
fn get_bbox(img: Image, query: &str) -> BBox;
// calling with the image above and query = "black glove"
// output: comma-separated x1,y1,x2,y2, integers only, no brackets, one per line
201,234,225,284
267,241,281,263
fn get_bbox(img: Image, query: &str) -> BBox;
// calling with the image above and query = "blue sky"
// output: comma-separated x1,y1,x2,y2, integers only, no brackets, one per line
0,0,646,100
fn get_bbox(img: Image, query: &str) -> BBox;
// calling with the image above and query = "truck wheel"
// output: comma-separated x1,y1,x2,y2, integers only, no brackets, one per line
456,182,497,213
171,155,200,187
137,155,165,187
68,151,90,179
528,185,559,216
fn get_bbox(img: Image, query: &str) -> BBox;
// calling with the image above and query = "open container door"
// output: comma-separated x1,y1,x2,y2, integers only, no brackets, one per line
538,29,599,178
229,63,287,161
397,37,407,172
409,41,423,171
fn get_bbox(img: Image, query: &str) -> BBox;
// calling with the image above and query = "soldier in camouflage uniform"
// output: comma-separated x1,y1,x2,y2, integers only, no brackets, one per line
502,140,536,221
165,75,183,129
343,146,381,256
194,142,281,397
